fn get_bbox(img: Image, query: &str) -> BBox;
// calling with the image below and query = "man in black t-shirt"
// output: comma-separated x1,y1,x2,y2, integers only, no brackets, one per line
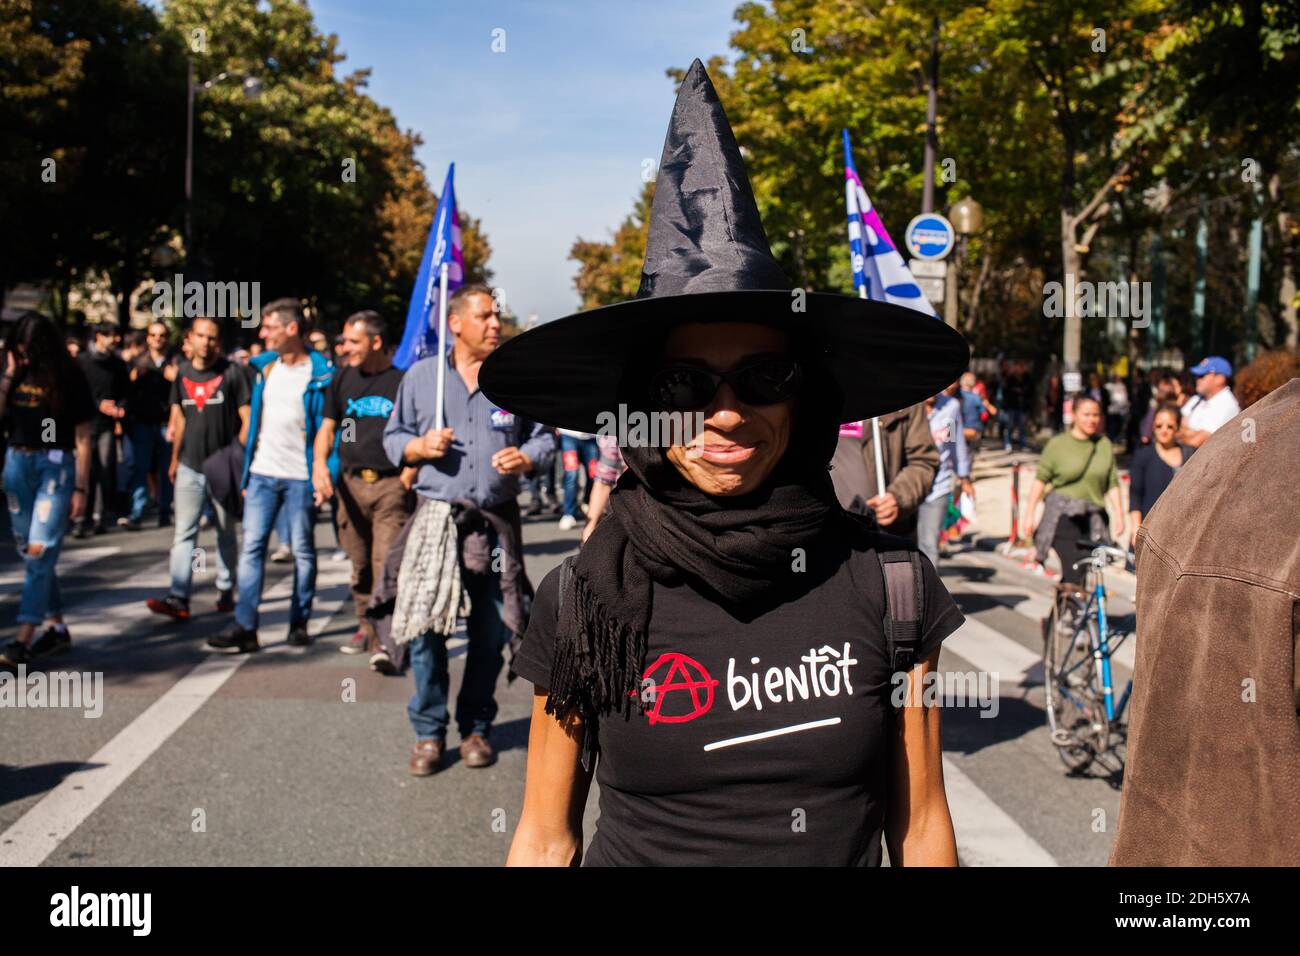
119,328,176,530
144,317,250,621
74,322,128,536
311,310,409,671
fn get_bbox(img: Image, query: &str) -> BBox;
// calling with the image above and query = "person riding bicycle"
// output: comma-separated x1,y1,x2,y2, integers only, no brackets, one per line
1021,394,1126,588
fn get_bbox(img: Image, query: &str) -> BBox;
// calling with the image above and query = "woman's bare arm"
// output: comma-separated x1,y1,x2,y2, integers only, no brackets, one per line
885,647,959,866
1022,477,1047,539
506,687,595,866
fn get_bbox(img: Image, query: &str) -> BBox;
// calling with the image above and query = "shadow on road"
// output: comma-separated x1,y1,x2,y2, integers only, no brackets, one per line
0,760,103,807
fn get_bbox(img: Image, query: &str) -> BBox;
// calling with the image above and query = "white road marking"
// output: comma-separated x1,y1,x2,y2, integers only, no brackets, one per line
0,546,120,589
943,756,1058,866
0,561,353,867
943,615,1044,689
703,717,841,752
947,553,1136,671
58,559,173,646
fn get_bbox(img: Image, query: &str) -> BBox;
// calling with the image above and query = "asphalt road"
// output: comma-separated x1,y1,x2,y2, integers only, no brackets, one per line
0,492,1133,866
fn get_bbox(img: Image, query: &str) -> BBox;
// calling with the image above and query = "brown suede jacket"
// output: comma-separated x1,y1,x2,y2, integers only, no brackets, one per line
829,403,939,538
1110,378,1300,866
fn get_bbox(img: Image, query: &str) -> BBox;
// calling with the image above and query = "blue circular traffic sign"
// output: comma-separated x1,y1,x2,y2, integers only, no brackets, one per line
905,214,955,260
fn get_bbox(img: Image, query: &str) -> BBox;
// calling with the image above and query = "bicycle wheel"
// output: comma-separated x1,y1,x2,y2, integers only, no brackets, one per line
1043,592,1099,772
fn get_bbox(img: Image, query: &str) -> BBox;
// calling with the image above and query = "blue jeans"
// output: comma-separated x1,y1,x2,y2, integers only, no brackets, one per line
1000,410,1025,451
560,434,598,519
916,494,948,570
407,566,509,740
235,473,317,631
274,505,292,548
526,462,555,497
169,463,236,600
4,449,75,625
126,423,172,522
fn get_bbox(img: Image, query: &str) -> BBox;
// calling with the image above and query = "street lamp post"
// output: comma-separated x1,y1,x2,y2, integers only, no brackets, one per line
184,63,262,268
947,196,984,329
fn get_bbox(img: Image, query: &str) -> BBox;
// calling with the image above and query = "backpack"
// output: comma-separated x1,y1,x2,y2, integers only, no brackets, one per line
553,534,927,769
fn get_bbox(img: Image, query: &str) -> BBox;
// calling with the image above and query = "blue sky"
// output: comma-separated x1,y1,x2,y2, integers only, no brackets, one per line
311,0,740,324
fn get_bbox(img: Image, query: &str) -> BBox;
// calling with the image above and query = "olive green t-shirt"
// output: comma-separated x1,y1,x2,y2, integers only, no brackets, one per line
1035,432,1118,507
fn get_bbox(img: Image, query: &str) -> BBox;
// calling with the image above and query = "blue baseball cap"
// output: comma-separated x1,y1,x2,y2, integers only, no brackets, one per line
1189,356,1232,378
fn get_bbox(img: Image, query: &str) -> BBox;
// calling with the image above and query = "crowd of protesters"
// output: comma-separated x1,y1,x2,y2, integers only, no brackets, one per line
0,288,559,773
2,289,1296,781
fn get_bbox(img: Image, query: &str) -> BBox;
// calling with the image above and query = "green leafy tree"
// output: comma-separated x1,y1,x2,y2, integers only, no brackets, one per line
1,0,184,323
162,0,491,333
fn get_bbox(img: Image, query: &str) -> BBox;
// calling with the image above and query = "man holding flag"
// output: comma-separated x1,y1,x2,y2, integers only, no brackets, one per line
381,165,555,774
831,130,938,541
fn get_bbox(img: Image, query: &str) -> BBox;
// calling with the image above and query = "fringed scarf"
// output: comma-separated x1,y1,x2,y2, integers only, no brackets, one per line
543,364,853,750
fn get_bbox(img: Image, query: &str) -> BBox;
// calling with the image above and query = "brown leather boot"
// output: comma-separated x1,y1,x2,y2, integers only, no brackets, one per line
459,734,494,768
408,738,445,776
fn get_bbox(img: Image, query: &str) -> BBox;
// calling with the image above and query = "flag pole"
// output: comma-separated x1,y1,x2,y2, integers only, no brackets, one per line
858,283,887,499
434,261,449,431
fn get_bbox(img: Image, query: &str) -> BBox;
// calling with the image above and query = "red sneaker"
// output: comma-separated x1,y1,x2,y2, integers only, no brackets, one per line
214,590,235,613
339,628,368,655
146,596,191,620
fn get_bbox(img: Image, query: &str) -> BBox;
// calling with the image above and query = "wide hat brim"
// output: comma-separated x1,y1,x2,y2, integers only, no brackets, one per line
479,290,970,433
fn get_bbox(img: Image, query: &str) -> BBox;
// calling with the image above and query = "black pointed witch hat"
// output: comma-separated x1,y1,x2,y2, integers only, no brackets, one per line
480,59,969,432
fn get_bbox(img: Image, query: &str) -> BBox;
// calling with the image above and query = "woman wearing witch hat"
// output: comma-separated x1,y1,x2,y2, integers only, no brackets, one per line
491,61,970,866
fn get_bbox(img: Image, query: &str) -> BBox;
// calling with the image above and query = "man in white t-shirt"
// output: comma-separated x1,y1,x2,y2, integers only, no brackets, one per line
208,299,336,654
1179,356,1241,448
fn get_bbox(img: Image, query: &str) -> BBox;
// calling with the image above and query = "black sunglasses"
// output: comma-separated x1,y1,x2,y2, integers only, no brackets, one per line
648,356,803,411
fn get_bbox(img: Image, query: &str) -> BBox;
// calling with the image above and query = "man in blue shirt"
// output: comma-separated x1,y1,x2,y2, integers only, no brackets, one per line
383,284,554,774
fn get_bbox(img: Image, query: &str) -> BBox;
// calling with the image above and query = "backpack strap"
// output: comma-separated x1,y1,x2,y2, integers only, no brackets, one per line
876,546,926,673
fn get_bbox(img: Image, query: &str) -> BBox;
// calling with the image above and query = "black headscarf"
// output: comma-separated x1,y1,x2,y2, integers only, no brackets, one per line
542,343,867,747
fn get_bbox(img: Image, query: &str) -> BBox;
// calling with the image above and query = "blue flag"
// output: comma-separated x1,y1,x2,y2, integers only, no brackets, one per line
843,130,935,316
394,163,464,370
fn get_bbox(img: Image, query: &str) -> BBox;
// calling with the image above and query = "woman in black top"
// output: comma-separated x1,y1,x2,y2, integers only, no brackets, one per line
0,313,95,667
1126,402,1193,537
487,61,969,866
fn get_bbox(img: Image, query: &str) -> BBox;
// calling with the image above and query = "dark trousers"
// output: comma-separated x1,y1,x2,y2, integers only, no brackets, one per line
126,422,172,522
336,472,411,633
87,428,118,525
407,560,509,741
1052,513,1094,587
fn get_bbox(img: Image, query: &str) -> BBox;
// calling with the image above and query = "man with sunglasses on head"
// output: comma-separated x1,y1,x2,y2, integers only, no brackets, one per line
382,283,554,775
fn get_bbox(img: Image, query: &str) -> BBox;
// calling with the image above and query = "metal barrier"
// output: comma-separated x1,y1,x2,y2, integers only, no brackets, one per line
1009,461,1020,546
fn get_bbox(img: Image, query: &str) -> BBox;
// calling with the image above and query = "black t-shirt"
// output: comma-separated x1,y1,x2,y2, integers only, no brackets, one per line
127,358,173,427
76,349,129,434
322,365,403,472
3,364,96,450
513,525,965,866
1129,442,1194,518
170,359,251,471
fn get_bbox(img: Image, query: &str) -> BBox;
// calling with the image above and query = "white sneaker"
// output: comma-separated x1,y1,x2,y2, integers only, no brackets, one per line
558,514,577,531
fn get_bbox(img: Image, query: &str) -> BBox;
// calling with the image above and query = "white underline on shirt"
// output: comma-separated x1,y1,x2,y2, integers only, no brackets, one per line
703,717,841,752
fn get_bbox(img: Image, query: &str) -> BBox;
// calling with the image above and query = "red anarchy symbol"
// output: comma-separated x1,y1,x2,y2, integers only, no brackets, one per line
639,652,718,725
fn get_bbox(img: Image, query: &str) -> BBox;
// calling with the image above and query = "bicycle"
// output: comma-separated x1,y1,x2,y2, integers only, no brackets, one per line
1041,541,1134,773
